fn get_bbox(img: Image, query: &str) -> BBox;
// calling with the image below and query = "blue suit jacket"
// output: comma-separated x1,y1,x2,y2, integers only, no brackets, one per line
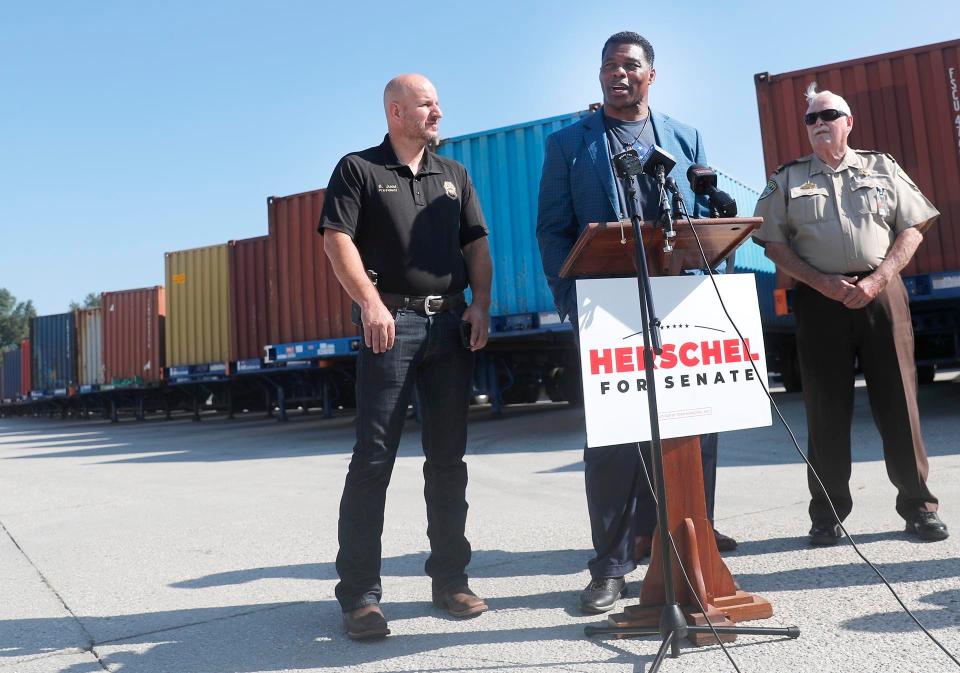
536,107,709,322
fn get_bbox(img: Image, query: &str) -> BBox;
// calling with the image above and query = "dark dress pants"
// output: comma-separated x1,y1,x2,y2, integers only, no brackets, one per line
794,277,937,526
584,433,718,580
335,307,475,612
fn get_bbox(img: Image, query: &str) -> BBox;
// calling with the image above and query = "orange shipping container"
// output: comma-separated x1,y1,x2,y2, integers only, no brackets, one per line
228,235,271,361
267,189,357,345
755,39,960,277
102,287,166,385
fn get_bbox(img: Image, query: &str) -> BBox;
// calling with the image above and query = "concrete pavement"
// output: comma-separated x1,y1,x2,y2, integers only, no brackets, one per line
1,373,958,673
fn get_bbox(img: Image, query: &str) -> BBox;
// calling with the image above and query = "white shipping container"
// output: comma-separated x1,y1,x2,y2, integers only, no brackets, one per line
77,306,104,387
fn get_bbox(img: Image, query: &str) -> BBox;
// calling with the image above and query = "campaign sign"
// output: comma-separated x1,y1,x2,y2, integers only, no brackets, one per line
577,274,772,447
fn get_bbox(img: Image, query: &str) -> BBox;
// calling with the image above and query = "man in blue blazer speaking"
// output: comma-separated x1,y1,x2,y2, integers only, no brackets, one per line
536,31,736,614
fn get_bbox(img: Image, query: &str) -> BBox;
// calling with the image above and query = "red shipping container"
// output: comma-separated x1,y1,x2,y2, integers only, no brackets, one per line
266,189,357,345
228,235,271,361
755,39,960,277
20,339,31,396
102,287,166,385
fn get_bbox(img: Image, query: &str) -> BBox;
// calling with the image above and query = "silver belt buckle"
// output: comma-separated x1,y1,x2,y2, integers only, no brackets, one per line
423,295,442,316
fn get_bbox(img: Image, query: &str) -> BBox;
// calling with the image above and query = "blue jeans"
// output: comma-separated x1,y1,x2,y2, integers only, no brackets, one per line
334,306,475,612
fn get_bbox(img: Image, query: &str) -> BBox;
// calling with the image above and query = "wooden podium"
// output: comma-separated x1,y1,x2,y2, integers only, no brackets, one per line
561,217,773,644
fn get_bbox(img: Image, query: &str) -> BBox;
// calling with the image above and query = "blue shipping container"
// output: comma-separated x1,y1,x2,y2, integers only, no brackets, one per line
437,109,783,325
2,346,22,399
31,312,77,392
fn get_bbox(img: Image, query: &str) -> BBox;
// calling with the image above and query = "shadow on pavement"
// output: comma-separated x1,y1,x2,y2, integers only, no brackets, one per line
736,556,960,592
169,548,593,589
1,378,957,468
841,587,960,632
4,599,664,673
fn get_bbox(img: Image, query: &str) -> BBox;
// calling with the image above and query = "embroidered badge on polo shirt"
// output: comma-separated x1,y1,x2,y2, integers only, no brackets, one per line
443,181,458,199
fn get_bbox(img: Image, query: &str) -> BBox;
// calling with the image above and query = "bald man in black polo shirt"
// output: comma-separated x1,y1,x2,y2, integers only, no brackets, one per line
320,74,493,640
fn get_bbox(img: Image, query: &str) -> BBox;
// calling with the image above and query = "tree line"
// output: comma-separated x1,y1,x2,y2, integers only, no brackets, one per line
0,289,100,352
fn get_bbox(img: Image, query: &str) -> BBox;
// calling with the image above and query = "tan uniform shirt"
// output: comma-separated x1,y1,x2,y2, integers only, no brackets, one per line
753,149,939,274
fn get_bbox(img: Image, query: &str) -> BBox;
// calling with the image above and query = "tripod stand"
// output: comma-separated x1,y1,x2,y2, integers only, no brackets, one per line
580,148,799,671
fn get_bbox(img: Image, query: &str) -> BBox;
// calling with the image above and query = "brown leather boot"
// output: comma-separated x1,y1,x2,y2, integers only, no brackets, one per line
432,585,488,618
342,603,390,640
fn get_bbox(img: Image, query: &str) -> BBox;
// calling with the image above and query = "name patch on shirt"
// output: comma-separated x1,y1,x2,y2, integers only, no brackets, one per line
377,183,399,193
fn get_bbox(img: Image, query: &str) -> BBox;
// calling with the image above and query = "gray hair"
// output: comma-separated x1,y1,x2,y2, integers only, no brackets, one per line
804,82,852,116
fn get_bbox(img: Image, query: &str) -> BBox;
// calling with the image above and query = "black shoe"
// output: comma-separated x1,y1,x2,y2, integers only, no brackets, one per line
579,576,626,614
343,604,390,640
809,523,842,546
713,529,738,552
905,511,949,541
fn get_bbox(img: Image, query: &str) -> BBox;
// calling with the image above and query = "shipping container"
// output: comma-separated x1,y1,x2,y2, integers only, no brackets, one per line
30,313,77,393
76,307,104,387
228,235,271,361
20,339,31,396
267,190,357,345
102,287,166,386
755,40,960,386
165,244,231,368
1,346,20,400
436,110,777,318
755,38,960,277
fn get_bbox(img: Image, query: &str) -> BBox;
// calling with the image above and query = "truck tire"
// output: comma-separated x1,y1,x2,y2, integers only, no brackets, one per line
499,369,541,405
779,347,802,393
916,364,936,385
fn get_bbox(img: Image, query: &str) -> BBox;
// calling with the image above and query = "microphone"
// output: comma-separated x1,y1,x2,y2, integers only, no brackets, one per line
686,164,738,218
639,144,677,180
665,177,685,216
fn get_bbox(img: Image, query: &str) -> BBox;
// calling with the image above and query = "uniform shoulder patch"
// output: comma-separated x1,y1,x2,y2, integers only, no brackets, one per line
773,156,809,174
854,149,897,162
759,178,778,200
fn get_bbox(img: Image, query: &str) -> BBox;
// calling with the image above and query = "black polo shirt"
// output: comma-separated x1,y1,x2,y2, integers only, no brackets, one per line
318,135,488,296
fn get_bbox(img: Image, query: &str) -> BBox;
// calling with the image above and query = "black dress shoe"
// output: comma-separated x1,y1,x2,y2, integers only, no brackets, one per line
808,523,843,546
343,604,390,640
579,576,626,614
905,511,949,541
713,529,738,552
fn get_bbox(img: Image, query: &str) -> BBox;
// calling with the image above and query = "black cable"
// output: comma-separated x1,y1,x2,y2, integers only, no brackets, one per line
671,199,960,669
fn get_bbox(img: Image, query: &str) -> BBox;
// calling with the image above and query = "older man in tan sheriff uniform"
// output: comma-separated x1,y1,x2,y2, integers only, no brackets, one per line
753,84,948,546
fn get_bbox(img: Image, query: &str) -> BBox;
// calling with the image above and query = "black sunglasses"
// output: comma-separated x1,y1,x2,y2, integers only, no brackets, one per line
804,109,847,125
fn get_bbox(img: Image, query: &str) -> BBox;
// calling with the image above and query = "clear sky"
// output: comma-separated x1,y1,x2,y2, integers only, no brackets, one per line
2,1,958,315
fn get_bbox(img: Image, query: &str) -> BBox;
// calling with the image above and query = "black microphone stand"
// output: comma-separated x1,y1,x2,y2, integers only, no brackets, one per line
584,152,799,672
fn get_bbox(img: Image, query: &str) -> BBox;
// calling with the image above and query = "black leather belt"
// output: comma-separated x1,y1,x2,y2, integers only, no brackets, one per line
380,291,465,316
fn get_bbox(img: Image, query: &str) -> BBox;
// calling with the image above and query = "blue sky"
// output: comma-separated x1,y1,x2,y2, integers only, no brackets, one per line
2,1,958,314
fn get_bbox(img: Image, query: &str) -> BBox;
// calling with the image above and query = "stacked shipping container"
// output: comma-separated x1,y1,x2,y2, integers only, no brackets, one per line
30,313,77,393
102,287,166,386
755,38,960,278
228,236,271,361
267,190,357,346
1,345,21,400
165,244,231,368
20,339,31,396
76,307,104,387
436,111,774,319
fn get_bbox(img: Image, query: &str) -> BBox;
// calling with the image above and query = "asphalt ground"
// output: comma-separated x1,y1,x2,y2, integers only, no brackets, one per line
1,372,958,673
